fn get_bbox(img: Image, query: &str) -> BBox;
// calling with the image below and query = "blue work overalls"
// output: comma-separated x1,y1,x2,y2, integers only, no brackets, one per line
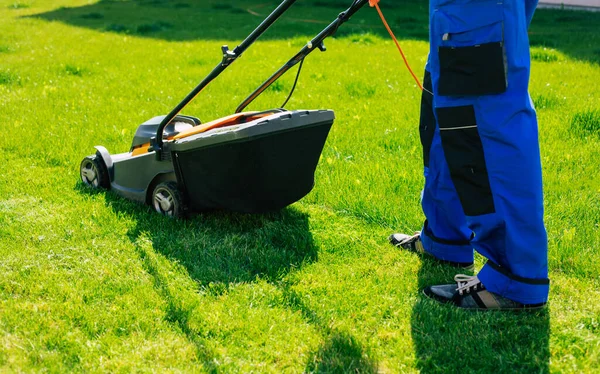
419,0,549,304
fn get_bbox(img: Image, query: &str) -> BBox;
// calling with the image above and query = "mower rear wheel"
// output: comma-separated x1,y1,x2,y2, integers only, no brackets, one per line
80,155,109,189
152,182,185,218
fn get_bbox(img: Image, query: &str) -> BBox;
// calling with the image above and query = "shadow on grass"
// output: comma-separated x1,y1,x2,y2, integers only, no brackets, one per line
98,191,318,287
411,258,550,373
306,332,378,373
279,284,379,373
28,0,600,65
528,9,600,65
28,0,430,42
86,187,319,368
133,236,220,372
84,186,375,370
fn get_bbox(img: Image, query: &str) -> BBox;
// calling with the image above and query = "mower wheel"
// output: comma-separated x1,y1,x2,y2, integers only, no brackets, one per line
152,182,186,218
80,155,109,189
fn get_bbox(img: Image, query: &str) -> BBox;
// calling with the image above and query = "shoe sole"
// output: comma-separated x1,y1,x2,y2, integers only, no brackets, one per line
422,289,547,311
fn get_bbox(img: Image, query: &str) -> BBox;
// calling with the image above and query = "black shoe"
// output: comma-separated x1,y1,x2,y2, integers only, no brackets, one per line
389,232,474,271
423,274,547,311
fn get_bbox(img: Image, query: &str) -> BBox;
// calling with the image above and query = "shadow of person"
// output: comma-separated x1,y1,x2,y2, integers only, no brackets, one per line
411,258,550,373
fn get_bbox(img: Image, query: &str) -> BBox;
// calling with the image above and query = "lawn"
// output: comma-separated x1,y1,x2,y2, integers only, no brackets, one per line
1,0,599,372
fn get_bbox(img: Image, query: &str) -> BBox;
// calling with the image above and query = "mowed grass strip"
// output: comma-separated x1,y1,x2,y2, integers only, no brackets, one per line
1,0,599,372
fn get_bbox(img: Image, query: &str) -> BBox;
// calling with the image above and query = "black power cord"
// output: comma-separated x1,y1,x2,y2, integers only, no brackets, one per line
280,58,305,109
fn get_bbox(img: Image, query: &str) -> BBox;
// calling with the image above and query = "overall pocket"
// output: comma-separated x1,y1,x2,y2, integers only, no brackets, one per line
432,1,506,96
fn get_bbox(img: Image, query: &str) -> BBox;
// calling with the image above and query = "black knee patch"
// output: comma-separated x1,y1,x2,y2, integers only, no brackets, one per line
436,105,495,216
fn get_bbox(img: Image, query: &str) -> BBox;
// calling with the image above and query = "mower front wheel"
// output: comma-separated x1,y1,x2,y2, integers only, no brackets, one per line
152,182,186,218
80,155,109,189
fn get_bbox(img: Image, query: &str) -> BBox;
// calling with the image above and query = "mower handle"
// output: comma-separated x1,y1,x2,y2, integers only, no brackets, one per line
152,0,299,156
235,0,370,113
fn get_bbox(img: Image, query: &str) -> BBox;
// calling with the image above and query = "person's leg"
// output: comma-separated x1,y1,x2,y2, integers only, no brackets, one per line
473,0,548,305
418,70,473,265
424,0,549,308
390,70,473,268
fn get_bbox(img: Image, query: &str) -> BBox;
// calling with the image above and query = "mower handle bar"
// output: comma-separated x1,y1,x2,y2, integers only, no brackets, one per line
153,0,369,155
235,0,369,113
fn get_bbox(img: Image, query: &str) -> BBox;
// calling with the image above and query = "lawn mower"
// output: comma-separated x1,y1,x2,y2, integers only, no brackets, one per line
80,0,373,217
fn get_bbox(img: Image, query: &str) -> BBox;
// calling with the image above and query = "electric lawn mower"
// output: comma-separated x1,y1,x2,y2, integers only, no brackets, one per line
80,0,405,218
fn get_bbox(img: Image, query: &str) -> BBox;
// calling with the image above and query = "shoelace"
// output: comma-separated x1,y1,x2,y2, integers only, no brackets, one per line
455,274,482,296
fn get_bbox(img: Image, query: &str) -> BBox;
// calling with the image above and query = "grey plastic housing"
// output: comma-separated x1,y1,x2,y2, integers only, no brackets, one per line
131,114,200,150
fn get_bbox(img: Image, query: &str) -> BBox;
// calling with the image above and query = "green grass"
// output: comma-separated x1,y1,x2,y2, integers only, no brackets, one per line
1,0,599,372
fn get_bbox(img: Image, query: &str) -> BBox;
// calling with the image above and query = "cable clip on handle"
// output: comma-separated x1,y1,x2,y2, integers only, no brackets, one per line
221,45,237,67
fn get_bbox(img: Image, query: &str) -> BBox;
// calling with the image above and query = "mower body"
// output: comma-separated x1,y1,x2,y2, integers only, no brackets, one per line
90,109,334,214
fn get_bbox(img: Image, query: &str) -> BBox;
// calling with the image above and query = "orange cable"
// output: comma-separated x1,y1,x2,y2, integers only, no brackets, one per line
369,0,424,91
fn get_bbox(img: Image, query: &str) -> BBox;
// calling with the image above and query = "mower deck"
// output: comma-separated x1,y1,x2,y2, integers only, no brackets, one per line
82,109,334,216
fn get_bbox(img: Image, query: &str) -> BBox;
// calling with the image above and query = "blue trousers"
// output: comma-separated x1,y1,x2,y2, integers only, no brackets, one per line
419,0,549,304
